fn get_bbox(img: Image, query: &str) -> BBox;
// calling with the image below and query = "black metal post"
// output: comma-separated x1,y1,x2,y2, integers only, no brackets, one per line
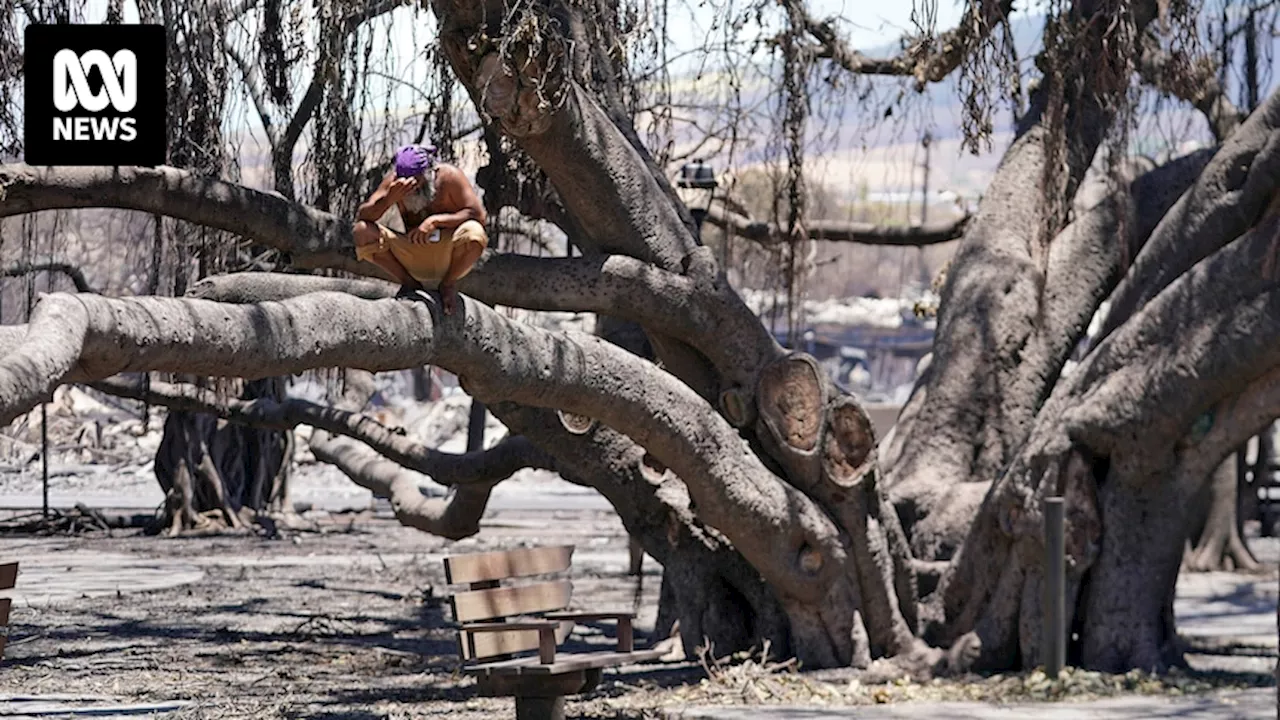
1044,496,1066,677
41,402,49,518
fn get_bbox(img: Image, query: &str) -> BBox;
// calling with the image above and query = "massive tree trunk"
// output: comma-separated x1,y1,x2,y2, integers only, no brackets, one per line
883,128,1208,564
881,0,1192,564
934,98,1280,670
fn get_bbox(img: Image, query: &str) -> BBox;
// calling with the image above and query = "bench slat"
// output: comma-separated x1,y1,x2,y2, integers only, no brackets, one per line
461,620,573,661
543,611,634,621
451,580,572,623
465,648,666,676
0,563,16,591
444,546,573,585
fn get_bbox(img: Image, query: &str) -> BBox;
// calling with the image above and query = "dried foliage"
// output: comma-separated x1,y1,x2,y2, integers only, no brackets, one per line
632,646,1263,708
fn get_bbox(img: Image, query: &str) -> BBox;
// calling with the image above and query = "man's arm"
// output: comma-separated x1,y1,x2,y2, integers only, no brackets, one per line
356,172,403,222
423,165,488,229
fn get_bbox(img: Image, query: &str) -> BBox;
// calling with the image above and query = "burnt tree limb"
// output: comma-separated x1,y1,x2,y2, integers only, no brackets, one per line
89,376,553,488
0,289,899,668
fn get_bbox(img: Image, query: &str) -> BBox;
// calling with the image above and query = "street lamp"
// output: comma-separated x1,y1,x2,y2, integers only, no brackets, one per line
677,159,717,239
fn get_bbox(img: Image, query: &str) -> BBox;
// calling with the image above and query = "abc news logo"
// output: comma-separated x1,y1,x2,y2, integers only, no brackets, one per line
24,25,166,166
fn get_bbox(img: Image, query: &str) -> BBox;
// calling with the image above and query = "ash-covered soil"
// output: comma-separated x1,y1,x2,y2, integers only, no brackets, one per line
0,384,1273,719
0,511,687,719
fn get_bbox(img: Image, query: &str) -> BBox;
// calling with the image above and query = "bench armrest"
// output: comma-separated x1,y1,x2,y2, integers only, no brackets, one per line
541,611,635,652
458,621,560,664
542,611,634,621
460,621,560,632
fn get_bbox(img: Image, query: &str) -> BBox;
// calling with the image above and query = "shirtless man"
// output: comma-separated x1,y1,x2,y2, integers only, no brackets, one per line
353,143,489,315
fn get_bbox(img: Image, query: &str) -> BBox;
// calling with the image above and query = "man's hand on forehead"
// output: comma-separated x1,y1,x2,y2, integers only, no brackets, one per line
386,176,419,202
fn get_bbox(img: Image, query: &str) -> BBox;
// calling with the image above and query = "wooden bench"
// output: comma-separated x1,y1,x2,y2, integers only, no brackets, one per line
444,545,663,720
0,561,17,662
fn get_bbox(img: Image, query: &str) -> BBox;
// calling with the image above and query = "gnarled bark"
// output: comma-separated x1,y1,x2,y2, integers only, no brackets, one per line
939,204,1280,673
1100,87,1280,339
884,147,1209,562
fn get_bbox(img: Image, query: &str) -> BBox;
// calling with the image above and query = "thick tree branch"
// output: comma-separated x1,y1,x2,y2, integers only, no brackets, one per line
187,273,398,303
0,164,369,276
310,431,496,539
782,0,1015,88
88,376,552,486
435,6,698,272
1101,88,1280,339
1035,150,1211,382
705,202,970,247
0,290,855,623
0,261,95,293
1060,221,1280,462
188,248,780,396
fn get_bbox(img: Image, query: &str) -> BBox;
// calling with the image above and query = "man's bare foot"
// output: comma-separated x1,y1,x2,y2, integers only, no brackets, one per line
440,284,459,315
396,282,426,299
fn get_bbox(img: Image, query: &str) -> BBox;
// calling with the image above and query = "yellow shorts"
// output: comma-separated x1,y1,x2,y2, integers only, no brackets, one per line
356,219,488,287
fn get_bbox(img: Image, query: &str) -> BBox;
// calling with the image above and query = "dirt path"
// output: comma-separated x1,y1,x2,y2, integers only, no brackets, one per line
0,508,1275,719
0,510,682,719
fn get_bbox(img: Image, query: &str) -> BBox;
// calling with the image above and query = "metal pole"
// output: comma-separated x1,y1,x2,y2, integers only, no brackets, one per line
41,403,49,519
1044,496,1066,677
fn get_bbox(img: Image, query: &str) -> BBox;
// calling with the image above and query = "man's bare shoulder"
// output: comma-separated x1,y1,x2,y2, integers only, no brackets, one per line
433,163,468,184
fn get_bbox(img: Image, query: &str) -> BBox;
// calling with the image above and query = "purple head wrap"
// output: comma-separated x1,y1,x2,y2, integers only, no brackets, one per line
394,143,438,178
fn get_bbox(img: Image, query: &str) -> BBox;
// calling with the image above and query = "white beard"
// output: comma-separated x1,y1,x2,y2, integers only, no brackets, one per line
400,172,436,215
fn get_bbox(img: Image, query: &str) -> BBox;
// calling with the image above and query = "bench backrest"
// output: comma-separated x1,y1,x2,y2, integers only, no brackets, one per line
0,561,17,661
443,546,575,662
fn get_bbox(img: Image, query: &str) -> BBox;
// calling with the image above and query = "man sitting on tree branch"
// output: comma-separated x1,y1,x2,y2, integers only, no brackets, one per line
353,143,489,314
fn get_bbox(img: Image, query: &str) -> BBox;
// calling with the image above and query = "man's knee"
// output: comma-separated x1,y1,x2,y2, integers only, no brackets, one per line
454,219,489,250
353,220,380,246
